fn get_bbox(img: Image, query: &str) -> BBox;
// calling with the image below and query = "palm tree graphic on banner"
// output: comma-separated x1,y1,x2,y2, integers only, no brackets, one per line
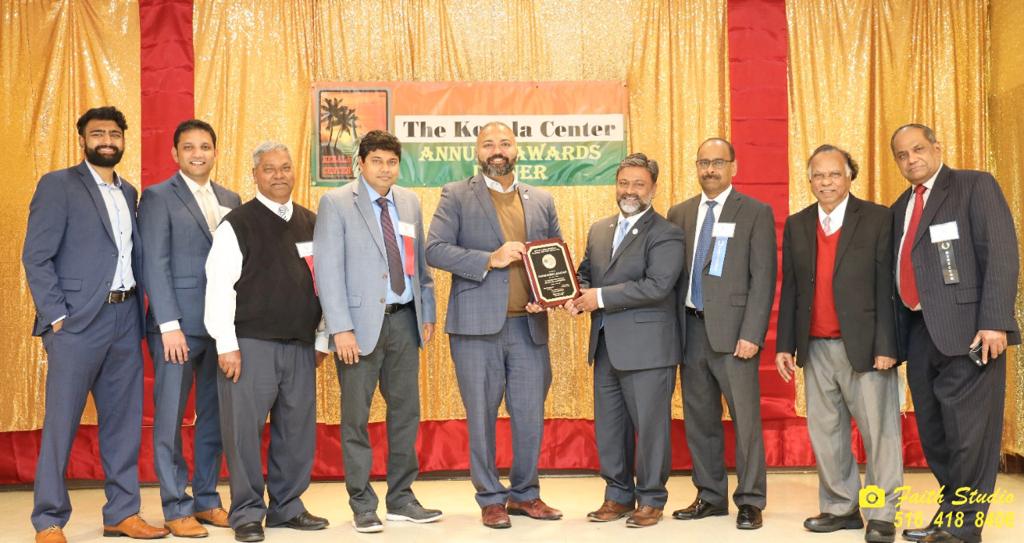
319,97,361,179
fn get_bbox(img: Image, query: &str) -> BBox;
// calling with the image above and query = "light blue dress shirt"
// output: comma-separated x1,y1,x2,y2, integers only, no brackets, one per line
362,177,414,305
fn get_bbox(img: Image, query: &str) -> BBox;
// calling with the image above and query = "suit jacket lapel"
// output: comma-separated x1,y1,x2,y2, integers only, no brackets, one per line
354,180,387,259
517,184,540,241
76,162,117,245
471,175,506,243
609,210,652,269
593,215,617,281
912,166,950,249
833,196,860,273
172,174,214,242
799,205,818,277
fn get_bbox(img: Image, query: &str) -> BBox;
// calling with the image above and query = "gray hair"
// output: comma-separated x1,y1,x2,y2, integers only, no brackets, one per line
252,141,290,168
616,152,659,183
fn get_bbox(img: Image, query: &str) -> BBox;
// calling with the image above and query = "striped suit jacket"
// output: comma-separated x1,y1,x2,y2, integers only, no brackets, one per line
892,165,1020,359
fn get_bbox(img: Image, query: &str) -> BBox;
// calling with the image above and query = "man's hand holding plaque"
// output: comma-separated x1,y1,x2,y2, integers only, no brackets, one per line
522,238,581,309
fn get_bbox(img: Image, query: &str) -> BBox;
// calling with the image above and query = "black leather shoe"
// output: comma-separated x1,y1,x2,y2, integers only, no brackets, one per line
866,520,896,543
672,498,728,520
919,529,965,543
803,511,864,532
267,511,329,530
903,525,939,541
233,522,264,543
736,504,763,530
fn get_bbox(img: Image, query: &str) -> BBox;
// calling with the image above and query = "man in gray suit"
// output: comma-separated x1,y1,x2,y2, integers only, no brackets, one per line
775,145,901,543
139,119,240,537
314,130,442,533
569,153,685,528
667,137,776,530
23,106,169,542
890,124,1019,543
426,122,563,529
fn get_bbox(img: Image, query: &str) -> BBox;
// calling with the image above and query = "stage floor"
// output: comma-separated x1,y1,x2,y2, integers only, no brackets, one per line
3,472,1022,542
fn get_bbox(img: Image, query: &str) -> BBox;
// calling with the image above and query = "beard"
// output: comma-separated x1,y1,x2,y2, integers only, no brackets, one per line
85,145,124,168
478,153,516,178
617,194,651,216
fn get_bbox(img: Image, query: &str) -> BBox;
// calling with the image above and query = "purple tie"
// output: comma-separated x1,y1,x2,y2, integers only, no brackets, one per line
377,197,406,296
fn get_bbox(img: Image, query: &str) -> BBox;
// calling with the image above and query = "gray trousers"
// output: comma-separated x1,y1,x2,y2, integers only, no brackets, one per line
594,333,675,508
149,333,223,521
805,339,902,521
682,313,767,509
337,306,420,513
449,316,551,507
218,338,316,528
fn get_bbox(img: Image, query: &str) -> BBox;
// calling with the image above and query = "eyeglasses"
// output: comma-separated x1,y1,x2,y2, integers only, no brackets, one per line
695,159,733,170
809,172,845,182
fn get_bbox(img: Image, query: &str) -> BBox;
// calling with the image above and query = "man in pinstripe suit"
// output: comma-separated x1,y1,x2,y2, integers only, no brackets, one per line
890,124,1020,543
426,122,563,529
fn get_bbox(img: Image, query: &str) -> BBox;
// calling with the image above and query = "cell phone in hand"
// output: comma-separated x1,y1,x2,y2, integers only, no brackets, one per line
968,343,984,366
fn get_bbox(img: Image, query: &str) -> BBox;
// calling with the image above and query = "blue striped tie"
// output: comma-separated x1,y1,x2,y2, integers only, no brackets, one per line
690,200,717,310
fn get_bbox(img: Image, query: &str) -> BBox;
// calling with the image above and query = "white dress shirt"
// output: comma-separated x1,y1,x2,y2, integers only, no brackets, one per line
204,193,327,354
817,193,850,234
596,205,652,309
483,173,519,193
896,165,942,311
685,184,733,308
86,162,136,291
159,172,222,333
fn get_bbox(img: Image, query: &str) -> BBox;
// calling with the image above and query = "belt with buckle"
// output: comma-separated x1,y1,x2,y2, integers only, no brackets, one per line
106,287,136,304
685,307,705,320
384,302,413,315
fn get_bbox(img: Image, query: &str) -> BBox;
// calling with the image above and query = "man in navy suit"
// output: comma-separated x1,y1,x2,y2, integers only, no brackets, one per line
139,119,241,537
23,107,169,542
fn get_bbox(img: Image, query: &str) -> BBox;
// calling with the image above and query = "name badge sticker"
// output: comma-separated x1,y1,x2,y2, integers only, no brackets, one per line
398,221,416,238
709,238,728,277
295,241,314,258
712,222,736,239
929,221,959,242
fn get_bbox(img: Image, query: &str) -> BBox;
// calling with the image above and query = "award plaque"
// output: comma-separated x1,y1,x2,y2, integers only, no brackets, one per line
523,238,581,308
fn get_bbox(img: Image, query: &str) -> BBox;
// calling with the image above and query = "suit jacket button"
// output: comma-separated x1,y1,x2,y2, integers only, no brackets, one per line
380,298,385,304
382,273,387,279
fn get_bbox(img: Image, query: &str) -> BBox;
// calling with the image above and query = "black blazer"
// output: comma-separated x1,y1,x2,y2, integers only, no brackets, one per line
891,165,1020,359
776,195,898,372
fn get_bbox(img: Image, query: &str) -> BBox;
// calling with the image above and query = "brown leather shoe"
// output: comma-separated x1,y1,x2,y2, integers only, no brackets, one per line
506,498,563,520
165,516,208,538
35,526,66,543
102,514,171,539
587,500,635,522
481,504,511,529
626,505,664,528
193,508,230,528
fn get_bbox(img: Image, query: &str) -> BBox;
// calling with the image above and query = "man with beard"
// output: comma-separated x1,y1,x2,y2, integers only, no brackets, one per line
667,137,776,530
139,119,240,536
204,142,329,542
568,153,684,527
426,122,563,529
23,106,169,541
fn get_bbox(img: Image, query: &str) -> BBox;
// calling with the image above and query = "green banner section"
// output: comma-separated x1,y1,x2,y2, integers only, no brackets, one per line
312,141,625,188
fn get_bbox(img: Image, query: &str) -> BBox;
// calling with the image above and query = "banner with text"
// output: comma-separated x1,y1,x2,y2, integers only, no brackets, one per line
311,81,627,187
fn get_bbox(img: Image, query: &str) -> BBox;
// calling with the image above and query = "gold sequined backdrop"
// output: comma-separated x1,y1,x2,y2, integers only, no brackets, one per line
1,0,1021,458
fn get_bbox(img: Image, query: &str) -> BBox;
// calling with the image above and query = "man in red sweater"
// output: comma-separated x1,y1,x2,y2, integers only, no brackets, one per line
775,145,901,543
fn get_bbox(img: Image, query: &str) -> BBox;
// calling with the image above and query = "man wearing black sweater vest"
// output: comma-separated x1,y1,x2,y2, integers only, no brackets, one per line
204,142,329,542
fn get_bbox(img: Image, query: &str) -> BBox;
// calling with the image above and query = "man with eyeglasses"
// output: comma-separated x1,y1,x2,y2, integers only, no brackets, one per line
667,137,776,530
775,145,901,543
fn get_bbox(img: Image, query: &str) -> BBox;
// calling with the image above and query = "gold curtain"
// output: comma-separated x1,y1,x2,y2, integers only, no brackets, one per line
786,0,1024,453
990,0,1024,456
0,0,140,431
191,0,729,424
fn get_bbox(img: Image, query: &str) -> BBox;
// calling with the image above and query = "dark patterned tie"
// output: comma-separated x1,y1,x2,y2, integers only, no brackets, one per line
377,197,406,296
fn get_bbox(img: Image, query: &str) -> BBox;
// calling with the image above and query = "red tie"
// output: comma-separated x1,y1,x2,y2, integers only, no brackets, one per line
899,184,927,309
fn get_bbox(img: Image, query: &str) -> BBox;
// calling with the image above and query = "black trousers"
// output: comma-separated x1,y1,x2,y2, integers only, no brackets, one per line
906,311,1005,543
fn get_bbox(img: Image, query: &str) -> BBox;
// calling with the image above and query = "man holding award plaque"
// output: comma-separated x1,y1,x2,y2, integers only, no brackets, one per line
426,122,564,529
567,153,685,528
